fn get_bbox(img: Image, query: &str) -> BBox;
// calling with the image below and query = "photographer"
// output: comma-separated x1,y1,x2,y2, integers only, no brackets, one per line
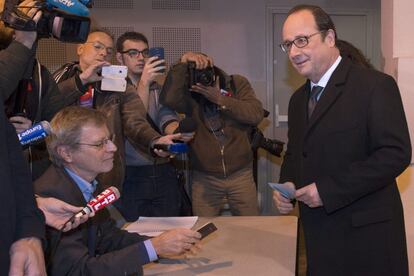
114,31,188,220
53,29,183,191
160,52,264,216
0,1,46,275
0,11,67,180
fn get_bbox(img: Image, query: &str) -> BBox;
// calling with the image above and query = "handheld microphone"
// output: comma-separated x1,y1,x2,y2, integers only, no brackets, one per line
18,121,51,146
46,0,90,16
75,186,120,218
153,143,189,153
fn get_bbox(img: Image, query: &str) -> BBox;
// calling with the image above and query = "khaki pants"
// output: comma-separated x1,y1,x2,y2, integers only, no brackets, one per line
191,166,259,216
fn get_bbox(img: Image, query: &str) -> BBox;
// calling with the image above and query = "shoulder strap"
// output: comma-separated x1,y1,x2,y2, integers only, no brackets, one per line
229,75,237,95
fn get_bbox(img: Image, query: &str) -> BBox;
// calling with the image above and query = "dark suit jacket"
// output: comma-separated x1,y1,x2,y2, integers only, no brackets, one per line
53,63,162,192
34,165,151,276
280,57,411,276
0,42,45,275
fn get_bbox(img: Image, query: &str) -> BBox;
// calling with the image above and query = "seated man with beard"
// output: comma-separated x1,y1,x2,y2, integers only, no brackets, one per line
35,106,201,275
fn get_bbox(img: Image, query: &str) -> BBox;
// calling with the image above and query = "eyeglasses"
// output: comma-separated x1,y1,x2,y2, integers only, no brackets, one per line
279,30,326,53
120,48,150,59
76,134,116,150
85,41,114,56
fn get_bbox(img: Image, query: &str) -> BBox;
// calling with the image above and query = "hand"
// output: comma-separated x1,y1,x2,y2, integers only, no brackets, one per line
177,132,195,143
9,237,46,276
190,76,221,104
36,197,92,231
181,52,213,69
139,56,166,88
272,182,296,214
151,228,201,257
152,133,183,157
9,116,32,134
79,61,110,85
13,0,42,49
295,183,323,208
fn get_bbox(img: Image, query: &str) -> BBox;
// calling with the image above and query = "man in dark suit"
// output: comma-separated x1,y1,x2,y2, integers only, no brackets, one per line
34,106,201,275
273,4,411,276
0,1,46,275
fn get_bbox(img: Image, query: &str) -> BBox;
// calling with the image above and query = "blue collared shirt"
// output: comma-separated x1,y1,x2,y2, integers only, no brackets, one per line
64,167,158,262
64,167,97,201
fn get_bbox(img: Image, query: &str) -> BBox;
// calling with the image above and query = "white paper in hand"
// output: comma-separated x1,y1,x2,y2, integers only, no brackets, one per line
268,182,296,199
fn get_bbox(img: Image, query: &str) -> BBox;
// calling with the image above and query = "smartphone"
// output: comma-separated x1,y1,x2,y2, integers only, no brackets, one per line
149,47,165,73
101,65,127,92
197,222,217,240
101,65,128,79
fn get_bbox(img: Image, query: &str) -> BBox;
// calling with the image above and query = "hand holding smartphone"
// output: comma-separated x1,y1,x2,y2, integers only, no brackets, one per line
197,222,217,240
101,65,128,92
149,47,166,73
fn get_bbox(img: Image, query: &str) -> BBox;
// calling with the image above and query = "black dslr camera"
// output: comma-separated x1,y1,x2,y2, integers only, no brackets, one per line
2,0,92,43
250,127,284,157
188,61,215,88
250,109,284,157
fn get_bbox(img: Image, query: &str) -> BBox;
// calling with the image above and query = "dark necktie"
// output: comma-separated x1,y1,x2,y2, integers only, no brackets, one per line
308,85,323,119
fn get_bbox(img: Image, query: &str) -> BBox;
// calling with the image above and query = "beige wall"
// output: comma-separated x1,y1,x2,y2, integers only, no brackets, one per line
382,0,414,274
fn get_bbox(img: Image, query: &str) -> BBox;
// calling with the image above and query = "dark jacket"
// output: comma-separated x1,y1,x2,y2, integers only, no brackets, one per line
281,57,411,275
0,41,45,275
53,62,161,191
161,63,263,177
5,55,67,180
34,165,149,276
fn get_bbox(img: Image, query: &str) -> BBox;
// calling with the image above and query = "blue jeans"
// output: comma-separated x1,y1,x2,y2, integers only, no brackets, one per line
115,163,181,221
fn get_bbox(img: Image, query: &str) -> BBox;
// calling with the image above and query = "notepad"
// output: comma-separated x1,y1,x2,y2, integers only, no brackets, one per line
125,216,198,236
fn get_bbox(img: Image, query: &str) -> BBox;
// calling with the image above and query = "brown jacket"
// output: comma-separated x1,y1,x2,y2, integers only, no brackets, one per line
54,63,161,190
161,64,263,177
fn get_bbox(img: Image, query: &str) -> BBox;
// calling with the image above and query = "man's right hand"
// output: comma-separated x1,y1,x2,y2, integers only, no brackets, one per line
36,196,92,232
151,228,201,257
139,56,166,88
79,61,111,85
272,182,296,214
9,116,32,134
181,52,213,69
152,133,184,157
13,0,42,49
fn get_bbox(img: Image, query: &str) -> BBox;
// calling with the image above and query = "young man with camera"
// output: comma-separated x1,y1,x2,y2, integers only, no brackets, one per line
161,53,264,216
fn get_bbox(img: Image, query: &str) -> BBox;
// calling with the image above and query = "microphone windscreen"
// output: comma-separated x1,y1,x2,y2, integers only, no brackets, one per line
153,143,188,153
75,186,120,218
88,186,120,213
18,121,51,146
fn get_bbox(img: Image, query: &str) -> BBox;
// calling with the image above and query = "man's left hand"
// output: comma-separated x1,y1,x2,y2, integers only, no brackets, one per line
295,183,323,208
181,52,213,69
191,76,221,105
9,237,46,276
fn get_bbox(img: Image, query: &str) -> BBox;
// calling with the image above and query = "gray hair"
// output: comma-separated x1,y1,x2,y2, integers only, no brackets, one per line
47,106,108,167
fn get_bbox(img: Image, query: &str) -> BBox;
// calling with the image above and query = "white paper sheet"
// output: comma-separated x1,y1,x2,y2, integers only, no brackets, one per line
125,216,198,236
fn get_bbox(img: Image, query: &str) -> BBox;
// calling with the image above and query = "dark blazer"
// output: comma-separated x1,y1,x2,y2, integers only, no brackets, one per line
280,57,411,276
53,62,162,192
34,165,150,276
0,42,45,275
